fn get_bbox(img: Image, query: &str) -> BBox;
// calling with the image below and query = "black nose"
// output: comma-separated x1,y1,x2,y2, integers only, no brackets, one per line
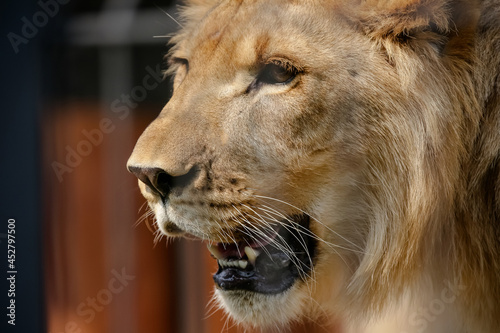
128,166,198,199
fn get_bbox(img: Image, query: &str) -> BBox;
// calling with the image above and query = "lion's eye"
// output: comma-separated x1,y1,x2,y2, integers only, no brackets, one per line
247,60,299,93
257,62,297,85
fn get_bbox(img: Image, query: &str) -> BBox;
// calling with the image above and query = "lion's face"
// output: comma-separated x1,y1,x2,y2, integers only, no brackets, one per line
127,0,477,329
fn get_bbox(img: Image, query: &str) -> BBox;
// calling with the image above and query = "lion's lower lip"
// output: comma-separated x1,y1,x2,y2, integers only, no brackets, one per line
210,214,316,294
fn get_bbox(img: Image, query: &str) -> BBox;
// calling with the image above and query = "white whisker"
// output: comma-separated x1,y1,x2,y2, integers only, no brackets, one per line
238,203,316,283
155,5,183,28
259,204,367,256
252,194,367,253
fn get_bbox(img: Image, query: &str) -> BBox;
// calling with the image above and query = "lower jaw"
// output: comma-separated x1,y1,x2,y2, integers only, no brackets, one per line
213,263,299,294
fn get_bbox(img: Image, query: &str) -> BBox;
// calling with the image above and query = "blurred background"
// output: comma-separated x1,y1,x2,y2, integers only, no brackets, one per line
1,1,334,332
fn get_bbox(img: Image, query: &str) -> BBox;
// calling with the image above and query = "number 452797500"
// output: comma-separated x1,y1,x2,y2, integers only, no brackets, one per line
7,219,15,270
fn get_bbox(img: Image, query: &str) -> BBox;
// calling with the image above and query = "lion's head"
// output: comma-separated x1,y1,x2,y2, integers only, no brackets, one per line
128,0,500,331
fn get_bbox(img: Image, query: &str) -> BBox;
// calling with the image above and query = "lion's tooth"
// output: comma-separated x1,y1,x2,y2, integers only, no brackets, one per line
207,244,224,260
238,260,248,269
244,246,260,265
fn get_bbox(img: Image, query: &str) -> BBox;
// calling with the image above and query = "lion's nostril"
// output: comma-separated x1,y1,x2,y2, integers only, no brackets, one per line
151,170,173,198
128,165,199,199
128,166,171,198
155,172,171,194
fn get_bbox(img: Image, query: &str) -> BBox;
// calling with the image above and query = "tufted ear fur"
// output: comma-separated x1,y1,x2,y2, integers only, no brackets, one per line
352,0,480,55
357,0,450,38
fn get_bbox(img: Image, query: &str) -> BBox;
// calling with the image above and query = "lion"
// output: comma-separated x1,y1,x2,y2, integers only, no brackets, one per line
127,0,500,332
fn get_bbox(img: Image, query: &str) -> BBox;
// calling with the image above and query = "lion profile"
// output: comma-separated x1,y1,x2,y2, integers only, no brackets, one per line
127,0,500,332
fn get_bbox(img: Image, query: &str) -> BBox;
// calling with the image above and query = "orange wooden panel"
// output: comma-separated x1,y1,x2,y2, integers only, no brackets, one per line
43,102,174,333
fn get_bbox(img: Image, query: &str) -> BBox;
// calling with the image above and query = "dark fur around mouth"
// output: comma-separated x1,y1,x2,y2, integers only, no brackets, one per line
210,214,316,294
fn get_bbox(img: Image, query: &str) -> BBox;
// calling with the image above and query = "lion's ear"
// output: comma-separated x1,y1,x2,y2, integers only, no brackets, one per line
355,0,480,49
357,0,450,38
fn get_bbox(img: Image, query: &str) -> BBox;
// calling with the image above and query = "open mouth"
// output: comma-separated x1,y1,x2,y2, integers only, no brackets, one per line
207,215,316,294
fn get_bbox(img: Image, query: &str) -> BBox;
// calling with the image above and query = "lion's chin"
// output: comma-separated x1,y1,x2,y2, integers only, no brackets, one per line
215,285,310,328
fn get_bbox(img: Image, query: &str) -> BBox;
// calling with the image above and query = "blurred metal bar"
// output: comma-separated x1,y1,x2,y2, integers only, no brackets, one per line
66,7,180,46
98,2,139,332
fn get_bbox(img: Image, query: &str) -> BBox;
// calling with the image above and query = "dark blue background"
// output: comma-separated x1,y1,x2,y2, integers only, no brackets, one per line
1,1,45,332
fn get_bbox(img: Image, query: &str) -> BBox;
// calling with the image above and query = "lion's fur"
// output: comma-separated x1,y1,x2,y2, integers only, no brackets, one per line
128,0,500,331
